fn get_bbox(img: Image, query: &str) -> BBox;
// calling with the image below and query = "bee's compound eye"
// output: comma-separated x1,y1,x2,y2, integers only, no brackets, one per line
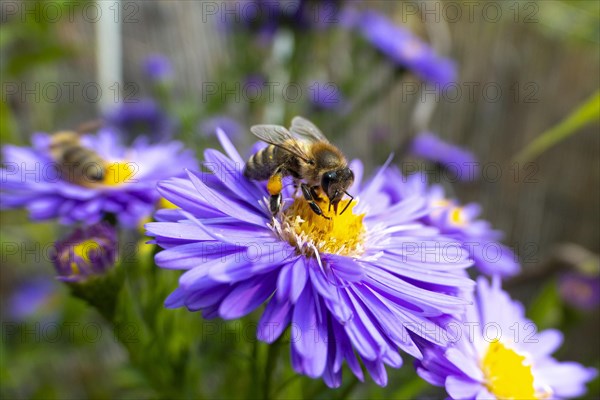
321,171,336,193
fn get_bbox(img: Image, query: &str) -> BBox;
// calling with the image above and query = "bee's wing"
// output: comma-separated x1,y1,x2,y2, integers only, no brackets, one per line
289,116,330,143
250,124,313,163
75,119,104,134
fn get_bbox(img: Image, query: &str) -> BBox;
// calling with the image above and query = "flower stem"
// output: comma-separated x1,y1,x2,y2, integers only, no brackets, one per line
336,376,359,400
248,339,260,400
272,374,301,398
263,337,282,400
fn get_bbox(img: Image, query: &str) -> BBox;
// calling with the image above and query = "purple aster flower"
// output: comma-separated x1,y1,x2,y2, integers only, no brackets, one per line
1,128,197,227
244,73,266,88
348,9,456,86
389,170,519,277
410,132,479,182
278,0,343,30
217,0,280,42
221,0,341,36
51,222,117,282
146,129,475,387
559,273,600,311
104,99,176,142
415,277,597,399
199,116,244,140
142,54,173,82
309,80,346,111
8,278,58,321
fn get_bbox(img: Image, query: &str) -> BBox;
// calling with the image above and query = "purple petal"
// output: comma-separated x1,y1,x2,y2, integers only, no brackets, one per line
218,274,277,319
257,297,292,343
325,254,364,282
186,169,265,226
363,359,387,386
292,285,328,377
445,375,481,399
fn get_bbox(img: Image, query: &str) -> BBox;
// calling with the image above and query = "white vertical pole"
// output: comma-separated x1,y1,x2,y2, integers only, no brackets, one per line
96,0,122,111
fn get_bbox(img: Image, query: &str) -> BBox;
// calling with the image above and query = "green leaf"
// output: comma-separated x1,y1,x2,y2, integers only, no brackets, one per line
528,279,564,330
515,90,600,162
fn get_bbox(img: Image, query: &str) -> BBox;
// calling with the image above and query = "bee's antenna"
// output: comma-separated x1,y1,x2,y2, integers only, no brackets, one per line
340,191,354,215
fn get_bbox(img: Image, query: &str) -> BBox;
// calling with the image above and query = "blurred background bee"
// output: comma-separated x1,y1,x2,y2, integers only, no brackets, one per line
49,120,105,188
244,116,354,219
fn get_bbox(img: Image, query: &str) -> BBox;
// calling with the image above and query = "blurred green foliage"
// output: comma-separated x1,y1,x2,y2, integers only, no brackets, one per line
536,1,600,44
515,90,600,162
0,0,87,142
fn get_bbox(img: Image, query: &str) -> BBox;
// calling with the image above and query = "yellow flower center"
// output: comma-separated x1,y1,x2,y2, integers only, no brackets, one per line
159,197,179,209
432,199,452,208
431,200,467,226
60,239,100,276
450,206,466,225
482,340,549,399
103,161,135,186
280,196,366,257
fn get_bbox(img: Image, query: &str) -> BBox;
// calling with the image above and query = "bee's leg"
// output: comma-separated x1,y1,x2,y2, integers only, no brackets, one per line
267,168,285,215
292,180,301,197
301,183,330,220
310,186,324,202
269,194,282,215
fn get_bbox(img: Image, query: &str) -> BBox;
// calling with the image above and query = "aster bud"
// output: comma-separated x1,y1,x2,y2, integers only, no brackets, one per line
51,222,122,319
52,222,117,282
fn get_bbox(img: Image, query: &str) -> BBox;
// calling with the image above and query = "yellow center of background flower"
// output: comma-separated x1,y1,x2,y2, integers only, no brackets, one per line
103,161,135,186
450,207,466,225
60,239,100,275
283,197,365,256
482,340,539,399
159,197,179,209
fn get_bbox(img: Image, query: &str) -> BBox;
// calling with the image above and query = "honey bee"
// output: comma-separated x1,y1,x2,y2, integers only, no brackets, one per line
244,116,354,219
49,120,106,188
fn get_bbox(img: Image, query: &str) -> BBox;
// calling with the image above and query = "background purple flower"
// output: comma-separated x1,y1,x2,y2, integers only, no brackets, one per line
415,277,597,399
308,80,346,111
142,54,174,82
1,128,197,227
410,132,479,182
559,273,600,310
220,0,342,35
347,9,456,87
387,170,519,277
104,99,176,142
7,278,59,321
244,73,265,85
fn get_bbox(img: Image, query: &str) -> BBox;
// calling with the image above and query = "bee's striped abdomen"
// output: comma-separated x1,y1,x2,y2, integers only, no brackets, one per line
244,145,285,181
63,146,92,165
57,145,105,184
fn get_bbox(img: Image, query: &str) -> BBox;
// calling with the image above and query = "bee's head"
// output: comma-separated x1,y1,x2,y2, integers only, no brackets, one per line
321,167,354,214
